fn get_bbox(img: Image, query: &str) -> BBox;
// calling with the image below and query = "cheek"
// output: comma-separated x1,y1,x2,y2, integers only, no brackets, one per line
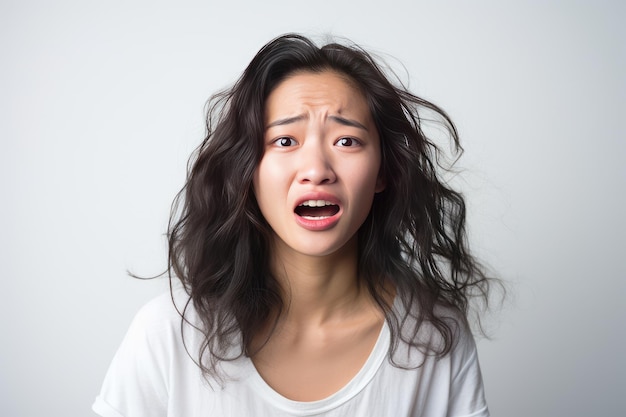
253,157,272,193
352,157,382,213
252,164,269,215
349,171,381,216
253,159,287,212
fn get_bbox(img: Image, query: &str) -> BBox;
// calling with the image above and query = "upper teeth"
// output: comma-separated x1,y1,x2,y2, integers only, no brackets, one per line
299,200,335,207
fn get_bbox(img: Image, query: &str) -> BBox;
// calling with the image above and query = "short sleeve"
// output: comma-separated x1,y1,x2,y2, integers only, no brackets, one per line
446,324,490,417
93,295,179,417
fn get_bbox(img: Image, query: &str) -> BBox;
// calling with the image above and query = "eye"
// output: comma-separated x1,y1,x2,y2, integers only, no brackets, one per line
335,137,360,147
273,137,297,147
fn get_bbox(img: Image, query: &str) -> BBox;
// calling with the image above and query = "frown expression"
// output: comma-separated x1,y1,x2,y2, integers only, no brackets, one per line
253,70,385,258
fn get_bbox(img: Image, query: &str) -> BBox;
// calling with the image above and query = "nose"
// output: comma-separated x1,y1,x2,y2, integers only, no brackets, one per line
296,142,337,185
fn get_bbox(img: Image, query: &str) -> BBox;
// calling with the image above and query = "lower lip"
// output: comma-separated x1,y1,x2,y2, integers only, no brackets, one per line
294,212,341,231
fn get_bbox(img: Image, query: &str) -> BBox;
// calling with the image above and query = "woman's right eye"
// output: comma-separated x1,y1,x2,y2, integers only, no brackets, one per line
273,137,297,147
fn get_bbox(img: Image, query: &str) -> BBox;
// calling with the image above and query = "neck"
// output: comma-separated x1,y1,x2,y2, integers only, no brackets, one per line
270,235,366,326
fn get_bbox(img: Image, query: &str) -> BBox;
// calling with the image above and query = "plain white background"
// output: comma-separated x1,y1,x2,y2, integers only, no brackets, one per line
1,0,624,416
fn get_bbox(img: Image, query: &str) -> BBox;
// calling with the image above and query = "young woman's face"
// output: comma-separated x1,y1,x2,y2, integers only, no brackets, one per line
253,71,385,259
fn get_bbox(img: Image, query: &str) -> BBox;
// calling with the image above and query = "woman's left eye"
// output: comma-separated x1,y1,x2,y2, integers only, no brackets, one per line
335,137,360,147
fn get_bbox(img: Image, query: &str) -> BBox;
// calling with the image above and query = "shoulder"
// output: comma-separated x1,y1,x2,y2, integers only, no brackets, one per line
384,301,489,416
97,288,203,392
93,289,203,417
391,298,478,365
433,303,477,356
132,289,189,327
125,290,184,335
118,287,204,357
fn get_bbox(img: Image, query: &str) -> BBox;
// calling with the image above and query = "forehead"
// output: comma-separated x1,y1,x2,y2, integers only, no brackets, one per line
265,71,370,122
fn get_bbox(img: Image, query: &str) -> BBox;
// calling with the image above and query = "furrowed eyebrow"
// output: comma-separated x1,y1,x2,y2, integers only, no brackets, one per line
265,115,306,130
265,114,369,131
328,115,369,131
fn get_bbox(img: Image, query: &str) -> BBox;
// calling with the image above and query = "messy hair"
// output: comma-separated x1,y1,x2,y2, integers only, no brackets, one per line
168,33,492,377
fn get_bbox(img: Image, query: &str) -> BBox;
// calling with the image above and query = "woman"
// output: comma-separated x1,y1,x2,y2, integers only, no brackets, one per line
93,33,493,416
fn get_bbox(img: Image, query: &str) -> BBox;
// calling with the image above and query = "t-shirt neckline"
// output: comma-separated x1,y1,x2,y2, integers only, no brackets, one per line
245,320,390,415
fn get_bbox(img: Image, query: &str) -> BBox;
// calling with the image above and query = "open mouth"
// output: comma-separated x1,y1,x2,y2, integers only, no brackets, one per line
295,200,340,220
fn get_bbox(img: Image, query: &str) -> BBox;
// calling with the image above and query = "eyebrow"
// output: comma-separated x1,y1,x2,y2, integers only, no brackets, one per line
265,114,369,131
329,115,369,131
266,115,306,129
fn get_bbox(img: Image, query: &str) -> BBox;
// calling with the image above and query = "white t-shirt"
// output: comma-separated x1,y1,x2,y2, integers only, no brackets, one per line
93,291,489,417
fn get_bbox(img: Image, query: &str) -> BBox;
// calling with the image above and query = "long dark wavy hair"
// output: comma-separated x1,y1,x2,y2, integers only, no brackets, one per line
168,33,492,377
